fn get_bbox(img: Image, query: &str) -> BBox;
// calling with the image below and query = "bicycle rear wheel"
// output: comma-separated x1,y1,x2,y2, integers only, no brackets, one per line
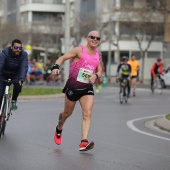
157,79,163,94
154,79,163,94
124,87,128,103
119,87,123,104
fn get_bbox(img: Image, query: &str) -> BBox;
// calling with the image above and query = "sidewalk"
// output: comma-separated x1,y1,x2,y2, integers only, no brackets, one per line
18,93,64,100
154,116,170,132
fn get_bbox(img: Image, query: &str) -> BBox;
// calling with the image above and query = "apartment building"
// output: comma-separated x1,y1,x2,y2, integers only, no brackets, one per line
0,0,65,61
72,0,170,81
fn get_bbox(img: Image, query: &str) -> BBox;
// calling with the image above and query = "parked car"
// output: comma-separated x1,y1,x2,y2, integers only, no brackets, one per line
160,66,170,88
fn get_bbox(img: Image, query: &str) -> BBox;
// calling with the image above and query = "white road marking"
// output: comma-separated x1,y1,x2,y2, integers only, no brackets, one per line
127,115,170,141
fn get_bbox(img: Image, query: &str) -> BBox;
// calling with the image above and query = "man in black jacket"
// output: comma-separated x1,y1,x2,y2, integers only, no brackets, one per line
0,39,28,110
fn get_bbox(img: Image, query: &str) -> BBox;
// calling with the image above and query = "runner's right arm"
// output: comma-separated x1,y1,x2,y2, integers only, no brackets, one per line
51,46,81,75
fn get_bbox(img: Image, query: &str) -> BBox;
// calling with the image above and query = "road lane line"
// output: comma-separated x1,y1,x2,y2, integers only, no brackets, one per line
127,115,170,141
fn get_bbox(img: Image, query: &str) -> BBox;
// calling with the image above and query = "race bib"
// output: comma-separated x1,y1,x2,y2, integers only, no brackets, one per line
77,68,93,83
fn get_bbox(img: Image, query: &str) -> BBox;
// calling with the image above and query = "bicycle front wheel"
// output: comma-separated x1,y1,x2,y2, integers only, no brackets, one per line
0,95,8,137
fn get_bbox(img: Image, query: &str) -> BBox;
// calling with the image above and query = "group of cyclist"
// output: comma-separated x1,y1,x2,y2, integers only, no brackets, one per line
116,54,140,97
116,54,164,97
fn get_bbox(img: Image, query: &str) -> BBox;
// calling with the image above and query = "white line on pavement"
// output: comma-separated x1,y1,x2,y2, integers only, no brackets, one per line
127,115,170,141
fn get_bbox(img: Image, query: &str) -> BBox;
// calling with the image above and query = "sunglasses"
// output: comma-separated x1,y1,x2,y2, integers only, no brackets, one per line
13,46,23,50
88,35,101,41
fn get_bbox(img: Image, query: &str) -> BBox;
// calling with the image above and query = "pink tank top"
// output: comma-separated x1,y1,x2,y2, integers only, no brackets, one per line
65,45,100,89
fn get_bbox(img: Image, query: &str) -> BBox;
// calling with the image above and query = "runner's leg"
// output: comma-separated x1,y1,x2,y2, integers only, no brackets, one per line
79,95,94,140
57,95,76,130
131,78,136,92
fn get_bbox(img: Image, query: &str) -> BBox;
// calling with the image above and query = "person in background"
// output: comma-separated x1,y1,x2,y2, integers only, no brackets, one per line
0,39,28,110
44,59,53,85
27,59,36,85
95,52,105,93
44,59,61,85
128,54,140,97
151,58,164,89
51,30,102,151
35,59,45,84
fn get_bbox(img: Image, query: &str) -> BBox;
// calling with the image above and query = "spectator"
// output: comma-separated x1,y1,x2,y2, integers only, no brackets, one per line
27,59,36,85
35,59,45,84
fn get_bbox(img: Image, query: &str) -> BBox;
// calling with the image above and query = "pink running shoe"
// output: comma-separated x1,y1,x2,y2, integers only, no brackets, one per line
54,126,62,145
79,140,95,151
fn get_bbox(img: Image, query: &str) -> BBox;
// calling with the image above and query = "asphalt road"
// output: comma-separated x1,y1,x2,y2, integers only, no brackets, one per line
0,86,170,170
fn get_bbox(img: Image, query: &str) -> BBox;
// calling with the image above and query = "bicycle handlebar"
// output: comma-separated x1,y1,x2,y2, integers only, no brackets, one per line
0,78,17,86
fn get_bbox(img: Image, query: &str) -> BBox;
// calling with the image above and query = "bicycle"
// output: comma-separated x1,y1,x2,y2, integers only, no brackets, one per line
0,79,13,138
151,74,163,94
117,78,129,104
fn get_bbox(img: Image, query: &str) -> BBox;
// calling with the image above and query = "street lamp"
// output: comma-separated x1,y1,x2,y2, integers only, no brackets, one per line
63,0,70,84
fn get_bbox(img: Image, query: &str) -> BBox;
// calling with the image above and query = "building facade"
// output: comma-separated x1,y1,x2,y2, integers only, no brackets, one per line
71,0,170,81
0,0,169,81
0,0,65,62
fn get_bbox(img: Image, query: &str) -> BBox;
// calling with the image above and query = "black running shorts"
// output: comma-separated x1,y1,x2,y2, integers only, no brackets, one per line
63,87,94,101
131,76,137,79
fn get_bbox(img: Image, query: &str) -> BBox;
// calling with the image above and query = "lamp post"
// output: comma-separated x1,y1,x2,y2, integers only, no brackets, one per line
107,2,113,83
63,0,70,84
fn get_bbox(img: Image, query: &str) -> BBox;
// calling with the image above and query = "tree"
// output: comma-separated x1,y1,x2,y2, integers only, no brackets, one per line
119,0,167,82
0,23,26,48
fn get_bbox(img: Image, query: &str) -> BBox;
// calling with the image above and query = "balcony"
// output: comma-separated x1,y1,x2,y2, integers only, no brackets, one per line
20,21,64,34
20,3,65,13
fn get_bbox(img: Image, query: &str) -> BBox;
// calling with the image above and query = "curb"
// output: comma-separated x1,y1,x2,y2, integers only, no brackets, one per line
154,116,170,132
18,94,65,100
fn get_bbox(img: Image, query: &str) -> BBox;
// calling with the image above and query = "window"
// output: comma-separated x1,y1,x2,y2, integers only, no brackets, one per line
131,52,141,60
121,0,134,7
32,0,43,3
7,0,16,10
120,22,135,36
80,0,96,21
53,0,62,3
147,52,161,59
146,0,166,9
7,14,17,24
33,12,63,23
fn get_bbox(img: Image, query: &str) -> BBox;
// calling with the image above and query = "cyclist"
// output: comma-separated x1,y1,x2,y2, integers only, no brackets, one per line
151,58,164,89
116,56,131,97
0,39,28,110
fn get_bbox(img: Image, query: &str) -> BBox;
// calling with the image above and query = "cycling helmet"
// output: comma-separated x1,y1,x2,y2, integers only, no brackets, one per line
157,58,161,62
121,56,128,61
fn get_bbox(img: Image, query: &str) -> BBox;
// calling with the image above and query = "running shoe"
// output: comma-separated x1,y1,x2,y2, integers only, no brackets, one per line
79,140,95,151
96,89,99,93
12,100,17,110
54,126,62,145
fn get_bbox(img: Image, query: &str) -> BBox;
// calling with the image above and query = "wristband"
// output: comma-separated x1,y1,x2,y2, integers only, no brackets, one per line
51,64,60,71
95,73,99,79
